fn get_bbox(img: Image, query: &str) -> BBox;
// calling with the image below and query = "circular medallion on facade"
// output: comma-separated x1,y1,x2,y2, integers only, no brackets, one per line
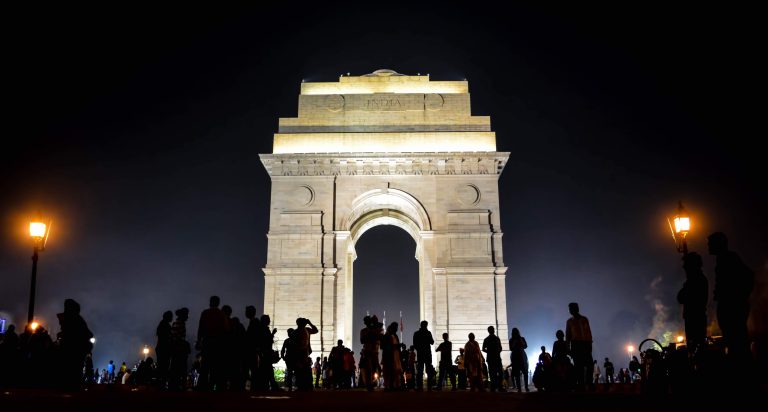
424,93,445,111
456,184,480,206
294,185,315,207
325,94,345,112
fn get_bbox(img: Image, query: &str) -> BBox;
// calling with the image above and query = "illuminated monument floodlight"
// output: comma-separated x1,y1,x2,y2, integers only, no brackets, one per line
273,69,497,154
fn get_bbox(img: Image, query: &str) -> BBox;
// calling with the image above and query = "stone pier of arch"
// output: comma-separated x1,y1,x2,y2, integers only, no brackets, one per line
260,70,510,362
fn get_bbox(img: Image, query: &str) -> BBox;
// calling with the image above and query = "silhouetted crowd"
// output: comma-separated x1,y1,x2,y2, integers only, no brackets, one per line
0,299,93,390
0,232,756,393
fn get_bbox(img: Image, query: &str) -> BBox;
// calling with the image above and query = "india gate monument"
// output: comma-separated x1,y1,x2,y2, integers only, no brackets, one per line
260,69,510,357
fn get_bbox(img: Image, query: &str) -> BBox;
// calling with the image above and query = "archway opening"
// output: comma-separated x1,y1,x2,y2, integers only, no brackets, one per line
352,225,420,353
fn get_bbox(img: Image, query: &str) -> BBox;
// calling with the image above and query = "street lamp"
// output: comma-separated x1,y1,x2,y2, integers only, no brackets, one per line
28,215,51,327
90,337,96,344
667,201,690,254
627,344,634,361
143,345,150,360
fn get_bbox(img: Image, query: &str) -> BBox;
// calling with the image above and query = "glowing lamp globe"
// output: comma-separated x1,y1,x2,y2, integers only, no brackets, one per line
29,222,47,239
674,216,690,235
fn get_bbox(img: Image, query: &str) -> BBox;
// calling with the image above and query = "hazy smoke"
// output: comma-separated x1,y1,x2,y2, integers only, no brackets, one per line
645,275,679,346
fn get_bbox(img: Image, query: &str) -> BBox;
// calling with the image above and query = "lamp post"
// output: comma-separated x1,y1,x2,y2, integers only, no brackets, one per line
667,201,690,254
627,345,634,361
143,345,150,360
28,216,51,327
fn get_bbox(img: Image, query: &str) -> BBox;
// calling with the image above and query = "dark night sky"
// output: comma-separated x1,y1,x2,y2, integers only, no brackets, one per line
1,4,765,369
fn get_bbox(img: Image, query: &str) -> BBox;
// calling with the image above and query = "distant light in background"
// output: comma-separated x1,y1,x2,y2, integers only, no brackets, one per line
528,353,539,372
90,337,96,344
29,321,40,331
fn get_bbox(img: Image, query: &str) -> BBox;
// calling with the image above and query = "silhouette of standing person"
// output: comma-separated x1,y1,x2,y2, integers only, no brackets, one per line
244,305,261,392
708,232,754,366
412,320,434,391
56,298,93,390
566,302,593,391
360,315,383,391
293,317,318,391
196,296,229,391
169,307,190,391
257,314,279,392
509,327,529,392
455,347,467,390
464,333,484,392
435,333,456,391
603,357,614,390
281,328,296,391
155,310,173,388
0,324,19,386
482,326,504,392
329,339,345,389
677,252,708,354
381,322,403,391
551,330,571,391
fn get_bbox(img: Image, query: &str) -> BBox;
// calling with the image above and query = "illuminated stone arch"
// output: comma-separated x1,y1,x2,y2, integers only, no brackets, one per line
260,70,510,362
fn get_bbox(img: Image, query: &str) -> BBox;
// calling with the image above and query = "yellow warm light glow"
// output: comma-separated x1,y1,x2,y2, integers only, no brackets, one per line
301,80,468,95
674,216,690,234
627,345,634,353
143,346,150,355
273,132,496,154
30,222,47,238
30,321,40,331
676,335,684,343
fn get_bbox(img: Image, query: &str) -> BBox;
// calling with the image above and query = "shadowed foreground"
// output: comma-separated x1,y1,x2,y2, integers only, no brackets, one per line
3,386,762,412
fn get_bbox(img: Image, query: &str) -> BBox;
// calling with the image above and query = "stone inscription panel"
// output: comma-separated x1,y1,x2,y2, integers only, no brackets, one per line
346,94,426,112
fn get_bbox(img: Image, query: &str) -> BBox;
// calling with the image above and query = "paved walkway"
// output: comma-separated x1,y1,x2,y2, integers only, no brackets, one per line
3,385,764,412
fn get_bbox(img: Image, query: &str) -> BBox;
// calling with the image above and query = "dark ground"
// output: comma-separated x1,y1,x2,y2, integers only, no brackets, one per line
2,385,762,412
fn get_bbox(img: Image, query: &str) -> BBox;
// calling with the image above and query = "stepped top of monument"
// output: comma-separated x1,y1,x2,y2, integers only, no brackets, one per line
301,70,468,95
265,71,501,155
